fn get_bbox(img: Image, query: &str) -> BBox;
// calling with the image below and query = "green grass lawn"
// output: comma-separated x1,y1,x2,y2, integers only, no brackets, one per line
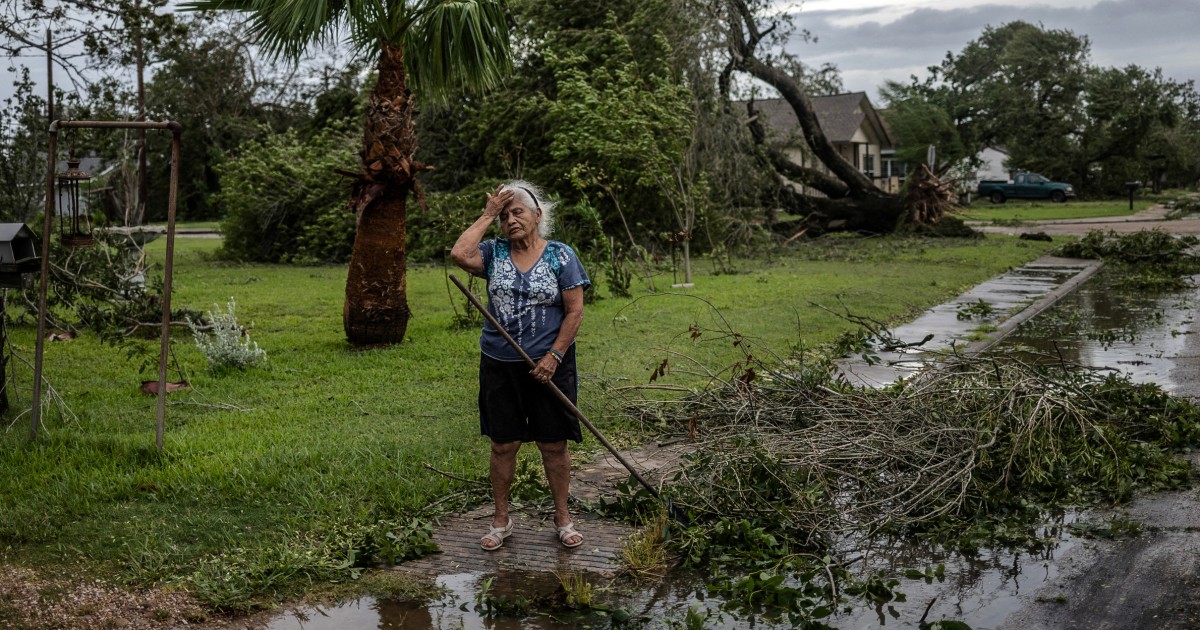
958,198,1155,222
0,233,1056,609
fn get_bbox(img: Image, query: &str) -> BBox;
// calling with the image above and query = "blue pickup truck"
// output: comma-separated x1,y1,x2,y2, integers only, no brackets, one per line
977,172,1076,204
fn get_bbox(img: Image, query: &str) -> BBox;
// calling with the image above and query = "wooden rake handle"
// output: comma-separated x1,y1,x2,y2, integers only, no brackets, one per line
449,274,661,501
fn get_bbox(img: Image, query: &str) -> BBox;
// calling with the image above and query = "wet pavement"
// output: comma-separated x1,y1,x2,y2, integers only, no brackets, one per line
837,256,1102,387
994,271,1200,630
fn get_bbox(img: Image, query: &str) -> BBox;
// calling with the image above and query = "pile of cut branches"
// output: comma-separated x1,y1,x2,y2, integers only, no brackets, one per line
624,351,1200,543
10,232,200,342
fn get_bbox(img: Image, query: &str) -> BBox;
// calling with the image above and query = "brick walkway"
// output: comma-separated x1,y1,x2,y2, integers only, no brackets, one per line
389,441,692,579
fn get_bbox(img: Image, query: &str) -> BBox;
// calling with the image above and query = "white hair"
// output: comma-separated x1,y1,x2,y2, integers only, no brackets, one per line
500,179,555,237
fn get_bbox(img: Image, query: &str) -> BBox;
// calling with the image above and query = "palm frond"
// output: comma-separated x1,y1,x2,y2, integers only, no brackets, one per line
181,0,398,61
404,0,513,104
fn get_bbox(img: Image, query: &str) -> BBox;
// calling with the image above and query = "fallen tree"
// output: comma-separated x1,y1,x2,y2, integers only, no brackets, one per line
718,0,956,234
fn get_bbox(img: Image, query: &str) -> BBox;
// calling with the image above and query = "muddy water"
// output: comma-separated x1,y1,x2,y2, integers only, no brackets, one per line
263,569,716,629
264,524,1085,630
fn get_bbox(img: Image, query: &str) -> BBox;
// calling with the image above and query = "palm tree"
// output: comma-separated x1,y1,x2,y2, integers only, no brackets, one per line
184,0,512,344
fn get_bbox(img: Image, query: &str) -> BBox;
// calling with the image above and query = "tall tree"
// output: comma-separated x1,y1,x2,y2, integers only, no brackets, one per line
142,15,313,221
879,81,967,174
0,68,47,223
185,0,512,345
1081,65,1198,193
914,21,1090,182
2,0,184,225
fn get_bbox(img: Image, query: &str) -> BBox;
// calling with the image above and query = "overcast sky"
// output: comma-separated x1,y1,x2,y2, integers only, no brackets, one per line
780,0,1200,102
4,0,1198,109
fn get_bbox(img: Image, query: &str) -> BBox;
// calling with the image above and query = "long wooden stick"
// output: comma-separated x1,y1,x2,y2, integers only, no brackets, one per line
450,274,661,500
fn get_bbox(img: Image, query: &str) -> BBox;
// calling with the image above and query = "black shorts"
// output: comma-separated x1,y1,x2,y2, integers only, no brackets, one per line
479,346,583,444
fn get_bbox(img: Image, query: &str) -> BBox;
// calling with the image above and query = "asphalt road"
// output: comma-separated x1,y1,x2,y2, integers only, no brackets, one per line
996,207,1200,630
970,204,1200,237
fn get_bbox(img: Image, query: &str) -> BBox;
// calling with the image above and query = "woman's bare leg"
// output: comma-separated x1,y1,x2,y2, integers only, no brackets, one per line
537,440,581,545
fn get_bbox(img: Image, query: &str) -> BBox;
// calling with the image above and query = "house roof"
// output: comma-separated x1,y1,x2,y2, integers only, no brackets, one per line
746,92,894,147
0,223,34,243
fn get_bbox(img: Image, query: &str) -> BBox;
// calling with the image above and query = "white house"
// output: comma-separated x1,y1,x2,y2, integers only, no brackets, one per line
975,147,1011,182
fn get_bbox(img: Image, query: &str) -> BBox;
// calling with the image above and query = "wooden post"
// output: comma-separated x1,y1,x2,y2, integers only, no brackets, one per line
155,125,182,451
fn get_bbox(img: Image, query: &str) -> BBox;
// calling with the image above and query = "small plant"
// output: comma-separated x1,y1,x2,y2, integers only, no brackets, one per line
473,576,532,617
555,571,594,608
956,299,995,321
188,298,267,372
620,509,669,579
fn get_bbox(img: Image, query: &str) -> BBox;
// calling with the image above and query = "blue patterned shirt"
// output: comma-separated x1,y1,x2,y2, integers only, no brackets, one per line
474,239,590,361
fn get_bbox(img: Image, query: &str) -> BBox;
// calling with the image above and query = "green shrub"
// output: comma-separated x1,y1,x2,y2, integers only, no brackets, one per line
187,298,267,372
406,180,498,263
217,126,357,264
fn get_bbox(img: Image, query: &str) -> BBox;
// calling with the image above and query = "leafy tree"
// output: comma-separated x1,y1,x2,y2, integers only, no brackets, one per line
185,0,513,345
1081,65,1200,193
907,22,1200,194
2,0,185,225
879,81,967,174
0,68,47,223
548,37,694,225
921,21,1090,182
141,16,311,221
414,0,777,261
218,126,357,264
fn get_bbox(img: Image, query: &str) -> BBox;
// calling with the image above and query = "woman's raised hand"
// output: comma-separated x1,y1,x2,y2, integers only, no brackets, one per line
483,186,514,219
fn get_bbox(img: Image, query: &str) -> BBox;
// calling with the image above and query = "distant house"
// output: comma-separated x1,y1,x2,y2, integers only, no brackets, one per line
747,92,900,194
974,147,1011,182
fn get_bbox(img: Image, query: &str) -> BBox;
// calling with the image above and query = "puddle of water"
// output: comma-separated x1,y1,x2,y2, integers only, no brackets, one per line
264,521,1084,630
998,271,1198,393
832,511,1082,630
266,571,579,630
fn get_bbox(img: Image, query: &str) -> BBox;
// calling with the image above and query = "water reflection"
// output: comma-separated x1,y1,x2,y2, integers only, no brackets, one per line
265,571,572,630
999,270,1197,393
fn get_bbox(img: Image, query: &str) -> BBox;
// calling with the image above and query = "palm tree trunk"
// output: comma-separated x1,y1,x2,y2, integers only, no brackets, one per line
344,42,417,345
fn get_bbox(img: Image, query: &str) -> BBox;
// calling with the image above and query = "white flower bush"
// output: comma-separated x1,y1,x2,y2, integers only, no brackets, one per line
188,298,267,372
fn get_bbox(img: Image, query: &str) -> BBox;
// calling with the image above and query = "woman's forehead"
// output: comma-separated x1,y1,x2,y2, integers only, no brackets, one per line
504,203,535,214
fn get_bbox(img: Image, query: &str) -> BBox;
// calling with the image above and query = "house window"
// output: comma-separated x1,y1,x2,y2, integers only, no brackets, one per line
883,159,908,180
864,154,875,176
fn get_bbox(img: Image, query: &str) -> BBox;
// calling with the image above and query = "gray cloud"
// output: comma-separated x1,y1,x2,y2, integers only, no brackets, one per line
784,0,1200,100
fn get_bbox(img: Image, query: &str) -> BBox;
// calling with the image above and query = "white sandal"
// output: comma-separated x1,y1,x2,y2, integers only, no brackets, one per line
480,518,513,551
557,521,584,548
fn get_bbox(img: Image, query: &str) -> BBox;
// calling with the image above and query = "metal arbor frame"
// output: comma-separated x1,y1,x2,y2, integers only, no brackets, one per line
34,119,183,450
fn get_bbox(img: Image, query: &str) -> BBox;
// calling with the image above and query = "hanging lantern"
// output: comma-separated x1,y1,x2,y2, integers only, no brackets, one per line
57,153,95,248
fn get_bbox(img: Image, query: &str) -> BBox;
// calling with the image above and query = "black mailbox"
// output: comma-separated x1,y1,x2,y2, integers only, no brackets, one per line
1125,181,1142,211
0,223,41,289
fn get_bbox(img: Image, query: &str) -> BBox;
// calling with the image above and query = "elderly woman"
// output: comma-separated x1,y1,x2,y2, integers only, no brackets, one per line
450,180,590,551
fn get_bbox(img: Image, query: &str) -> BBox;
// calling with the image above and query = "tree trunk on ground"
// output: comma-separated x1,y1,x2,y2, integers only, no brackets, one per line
779,186,906,234
344,42,417,345
722,0,950,235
